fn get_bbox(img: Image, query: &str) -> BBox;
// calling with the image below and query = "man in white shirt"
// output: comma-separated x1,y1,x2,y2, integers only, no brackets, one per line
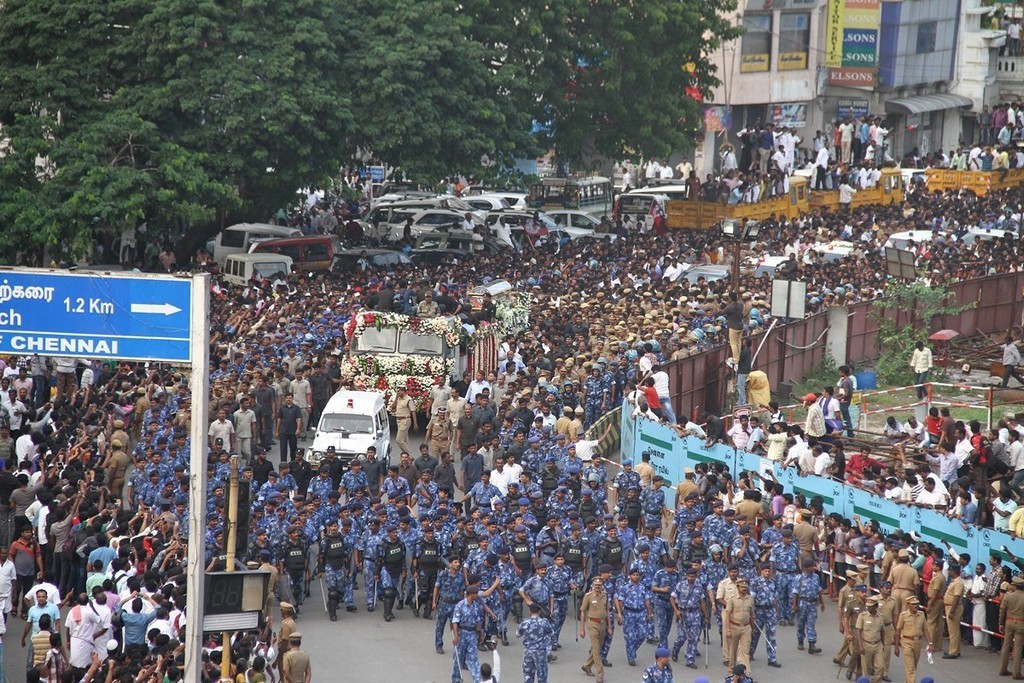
915,477,948,509
90,591,114,662
904,416,925,443
0,545,16,617
813,448,833,476
814,144,830,190
489,456,510,495
839,119,855,163
67,593,102,670
651,367,675,424
771,145,791,176
208,409,235,451
26,576,61,610
464,370,491,404
1007,430,1024,498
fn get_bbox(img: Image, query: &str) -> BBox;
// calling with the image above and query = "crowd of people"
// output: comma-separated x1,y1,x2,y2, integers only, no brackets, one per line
1,167,1024,683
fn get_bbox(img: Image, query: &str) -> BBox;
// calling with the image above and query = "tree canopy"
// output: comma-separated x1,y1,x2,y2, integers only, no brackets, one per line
0,0,739,259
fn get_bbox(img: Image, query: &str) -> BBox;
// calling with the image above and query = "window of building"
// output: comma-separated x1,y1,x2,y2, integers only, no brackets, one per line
916,21,937,53
741,14,772,72
778,13,811,70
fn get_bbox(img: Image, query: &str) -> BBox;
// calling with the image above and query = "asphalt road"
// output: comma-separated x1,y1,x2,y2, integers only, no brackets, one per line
0,581,997,683
0,430,997,682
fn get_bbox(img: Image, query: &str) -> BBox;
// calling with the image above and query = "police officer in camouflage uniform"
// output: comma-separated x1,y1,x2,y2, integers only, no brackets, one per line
413,527,443,618
750,563,782,667
281,525,308,615
616,565,653,666
318,519,351,621
793,558,824,654
769,528,800,625
519,602,556,683
651,558,680,650
434,556,466,654
670,567,708,668
359,518,383,611
377,524,408,622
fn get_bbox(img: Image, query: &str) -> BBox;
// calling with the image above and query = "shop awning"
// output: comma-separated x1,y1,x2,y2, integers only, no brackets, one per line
884,94,973,115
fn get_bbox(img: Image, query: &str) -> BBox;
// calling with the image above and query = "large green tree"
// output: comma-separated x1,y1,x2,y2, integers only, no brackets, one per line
0,0,739,258
461,0,741,165
0,0,353,261
339,0,541,180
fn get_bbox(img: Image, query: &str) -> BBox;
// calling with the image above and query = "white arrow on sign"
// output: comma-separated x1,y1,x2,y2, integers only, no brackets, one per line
130,303,182,316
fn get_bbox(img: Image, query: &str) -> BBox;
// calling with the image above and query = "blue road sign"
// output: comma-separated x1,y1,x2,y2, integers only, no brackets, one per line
0,270,194,363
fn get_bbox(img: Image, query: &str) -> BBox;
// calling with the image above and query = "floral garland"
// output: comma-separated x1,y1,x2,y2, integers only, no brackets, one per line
342,354,454,378
464,292,532,346
344,310,460,346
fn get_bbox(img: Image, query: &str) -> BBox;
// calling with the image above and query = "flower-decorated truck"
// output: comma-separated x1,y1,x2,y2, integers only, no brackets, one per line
340,281,529,408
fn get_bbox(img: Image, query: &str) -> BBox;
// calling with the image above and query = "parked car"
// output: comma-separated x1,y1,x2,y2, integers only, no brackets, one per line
331,248,411,274
546,209,604,229
211,223,302,265
249,235,340,271
384,209,484,242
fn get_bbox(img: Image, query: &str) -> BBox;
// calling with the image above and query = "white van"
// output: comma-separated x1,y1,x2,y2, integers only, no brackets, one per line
221,253,293,287
212,223,302,265
308,391,391,467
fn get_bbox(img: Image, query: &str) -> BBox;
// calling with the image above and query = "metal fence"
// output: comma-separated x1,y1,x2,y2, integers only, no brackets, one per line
664,271,1024,416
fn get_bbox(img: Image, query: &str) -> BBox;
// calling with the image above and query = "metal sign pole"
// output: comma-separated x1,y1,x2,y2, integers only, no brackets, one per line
184,273,211,683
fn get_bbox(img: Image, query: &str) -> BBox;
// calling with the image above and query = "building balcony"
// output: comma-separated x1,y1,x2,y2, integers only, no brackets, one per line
995,56,1024,97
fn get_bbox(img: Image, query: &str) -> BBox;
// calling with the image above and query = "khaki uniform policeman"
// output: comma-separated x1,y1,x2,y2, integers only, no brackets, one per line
877,581,898,681
725,578,754,673
894,596,928,683
580,577,611,682
855,596,885,683
889,549,919,616
1000,576,1024,677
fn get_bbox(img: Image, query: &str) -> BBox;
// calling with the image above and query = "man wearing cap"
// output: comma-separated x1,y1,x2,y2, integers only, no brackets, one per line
616,565,653,666
317,519,351,621
724,576,754,672
843,584,869,680
642,646,674,682
888,548,918,616
580,574,611,681
670,566,708,668
769,528,800,625
941,563,964,659
280,526,308,614
724,662,754,683
875,581,897,681
923,553,946,652
640,475,667,529
389,386,417,457
569,406,585,441
611,459,641,508
750,563,782,668
856,595,885,683
377,524,408,622
651,557,679,650
282,631,311,683
999,575,1024,677
452,585,490,683
894,595,927,683
584,365,609,428
803,392,826,439
793,558,824,654
277,602,297,680
102,438,131,496
433,556,466,653
519,601,557,682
